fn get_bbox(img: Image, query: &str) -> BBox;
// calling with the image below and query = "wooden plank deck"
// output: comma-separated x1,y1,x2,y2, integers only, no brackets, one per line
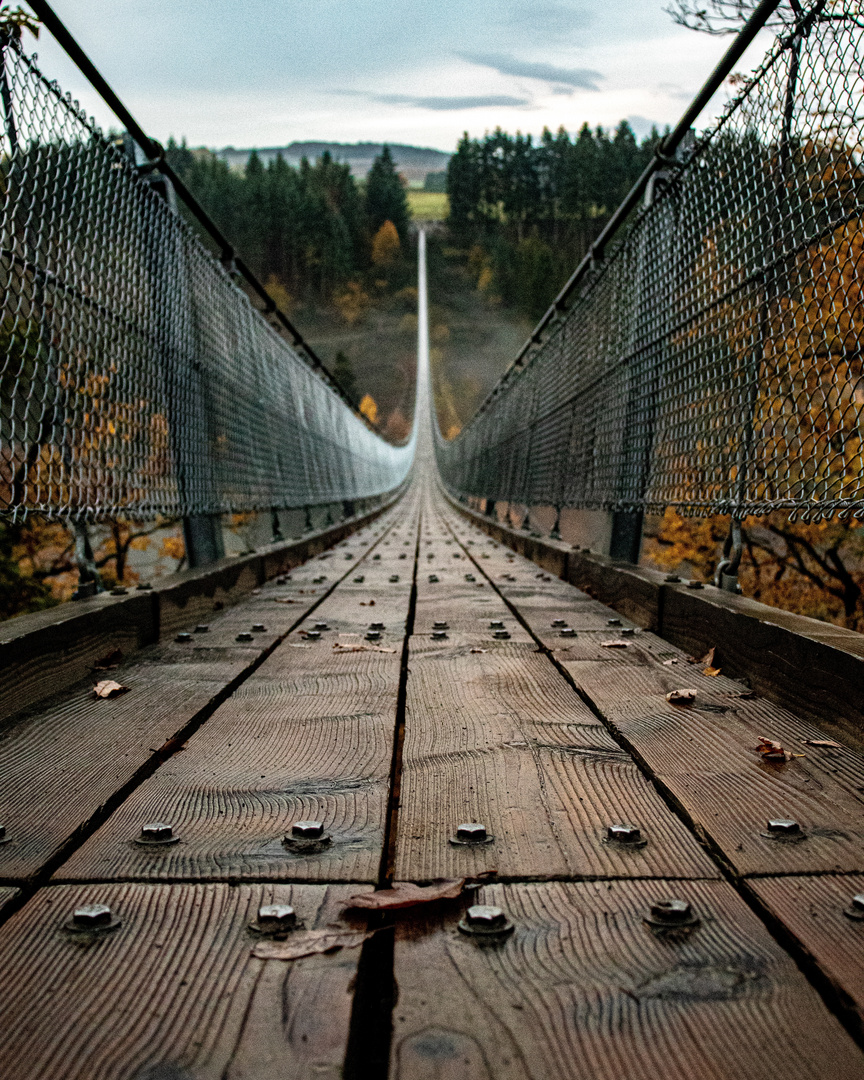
0,482,863,1078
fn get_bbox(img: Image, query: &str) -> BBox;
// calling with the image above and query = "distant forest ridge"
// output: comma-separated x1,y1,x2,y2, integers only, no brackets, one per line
212,142,451,186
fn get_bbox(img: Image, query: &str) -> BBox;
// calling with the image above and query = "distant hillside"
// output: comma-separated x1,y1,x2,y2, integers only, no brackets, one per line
212,141,451,187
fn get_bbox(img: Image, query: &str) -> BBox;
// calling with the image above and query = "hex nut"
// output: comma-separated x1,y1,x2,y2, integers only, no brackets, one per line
686,580,704,590
764,818,802,837
194,624,210,633
844,894,864,920
429,575,439,583
137,582,153,590
607,618,622,627
665,574,682,583
353,576,365,583
450,822,494,846
111,586,128,596
433,621,449,630
66,902,122,933
390,575,400,582
236,632,254,642
552,619,566,626
135,821,180,847
489,621,504,629
644,898,699,928
373,554,381,560
175,632,192,643
370,622,385,630
251,624,267,633
559,628,576,637
465,574,476,582
251,903,298,934
314,622,330,631
605,823,647,848
493,630,511,639
304,630,321,641
432,630,448,640
366,631,382,641
284,820,332,852
458,904,514,937
620,627,635,637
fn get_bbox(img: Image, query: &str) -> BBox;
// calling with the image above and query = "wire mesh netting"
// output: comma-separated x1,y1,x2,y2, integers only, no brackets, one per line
0,38,413,522
436,4,864,522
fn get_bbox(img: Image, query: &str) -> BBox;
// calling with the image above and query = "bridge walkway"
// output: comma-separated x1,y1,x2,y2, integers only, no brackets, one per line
0,469,864,1078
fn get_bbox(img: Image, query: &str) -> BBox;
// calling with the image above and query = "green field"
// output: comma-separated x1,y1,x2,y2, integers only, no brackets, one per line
407,190,449,221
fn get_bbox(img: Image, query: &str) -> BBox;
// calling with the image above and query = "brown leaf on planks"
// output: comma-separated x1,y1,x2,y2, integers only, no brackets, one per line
703,666,722,677
470,647,487,654
333,642,397,654
93,648,123,671
360,599,376,606
803,739,844,749
666,688,697,704
755,736,799,762
149,736,187,756
93,679,129,699
700,647,716,667
343,879,465,911
601,640,629,648
252,928,374,961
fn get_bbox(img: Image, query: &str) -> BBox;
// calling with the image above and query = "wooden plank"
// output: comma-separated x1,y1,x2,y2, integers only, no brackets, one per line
0,881,369,1080
391,878,864,1080
748,874,864,1029
395,510,717,883
0,520,398,884
59,507,421,884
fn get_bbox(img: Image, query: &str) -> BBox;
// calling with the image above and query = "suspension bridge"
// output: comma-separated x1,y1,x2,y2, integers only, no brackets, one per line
3,1,864,1077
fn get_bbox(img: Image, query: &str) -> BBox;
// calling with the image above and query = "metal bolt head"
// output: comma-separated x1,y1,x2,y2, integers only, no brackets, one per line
345,553,354,559
432,630,448,640
467,904,507,928
620,627,635,637
354,576,365,583
304,630,321,640
552,619,566,626
493,630,511,639
314,622,330,631
389,575,400,582
291,820,324,840
175,632,191,643
456,823,487,842
559,628,576,637
607,618,622,626
194,624,210,633
607,823,642,845
366,631,382,641
373,554,381,560
649,898,692,924
429,575,439,583
73,903,114,927
665,574,681,583
489,621,504,629
251,624,266,633
111,586,128,596
686,580,704,590
767,818,800,835
370,622,385,630
141,822,173,842
257,904,296,928
465,574,475,582
137,582,152,590
236,631,253,642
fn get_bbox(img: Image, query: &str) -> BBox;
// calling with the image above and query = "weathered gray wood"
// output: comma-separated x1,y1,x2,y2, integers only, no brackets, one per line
396,510,717,883
391,879,864,1080
58,507,421,884
0,882,369,1080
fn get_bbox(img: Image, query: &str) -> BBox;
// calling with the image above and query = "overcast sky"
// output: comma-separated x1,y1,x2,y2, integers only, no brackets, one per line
25,1,774,151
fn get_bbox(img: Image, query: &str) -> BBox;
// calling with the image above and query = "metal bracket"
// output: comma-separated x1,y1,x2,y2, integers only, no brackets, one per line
714,520,743,592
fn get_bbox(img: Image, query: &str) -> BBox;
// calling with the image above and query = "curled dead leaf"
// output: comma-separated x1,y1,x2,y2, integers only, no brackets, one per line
756,736,793,762
360,600,376,606
666,688,697,704
700,647,716,667
93,648,123,671
470,647,487,654
702,666,722,677
803,738,844,749
93,679,129,699
333,643,397,654
343,879,465,911
252,928,374,961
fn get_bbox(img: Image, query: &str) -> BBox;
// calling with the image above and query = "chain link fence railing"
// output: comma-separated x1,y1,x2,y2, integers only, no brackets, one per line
436,2,864,524
0,37,414,523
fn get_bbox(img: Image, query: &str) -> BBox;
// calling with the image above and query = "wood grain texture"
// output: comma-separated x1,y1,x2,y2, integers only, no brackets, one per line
748,874,864,1028
0,518,402,884
391,879,864,1080
396,508,717,883
0,882,370,1080
58,507,421,884
0,887,18,917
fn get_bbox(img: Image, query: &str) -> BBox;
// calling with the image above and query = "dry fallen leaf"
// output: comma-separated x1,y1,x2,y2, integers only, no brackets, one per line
601,640,629,648
93,679,129,699
252,929,374,961
803,739,844,749
333,643,397,654
470,647,487,654
700,647,716,667
93,648,123,671
343,879,465,911
360,599,376,606
703,666,722,677
755,736,795,762
666,688,697,704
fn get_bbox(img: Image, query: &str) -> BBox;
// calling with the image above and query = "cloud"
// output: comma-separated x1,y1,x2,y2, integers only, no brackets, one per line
461,52,602,90
339,91,533,110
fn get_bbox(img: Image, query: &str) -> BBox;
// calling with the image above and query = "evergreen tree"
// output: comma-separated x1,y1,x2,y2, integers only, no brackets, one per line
365,146,410,241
